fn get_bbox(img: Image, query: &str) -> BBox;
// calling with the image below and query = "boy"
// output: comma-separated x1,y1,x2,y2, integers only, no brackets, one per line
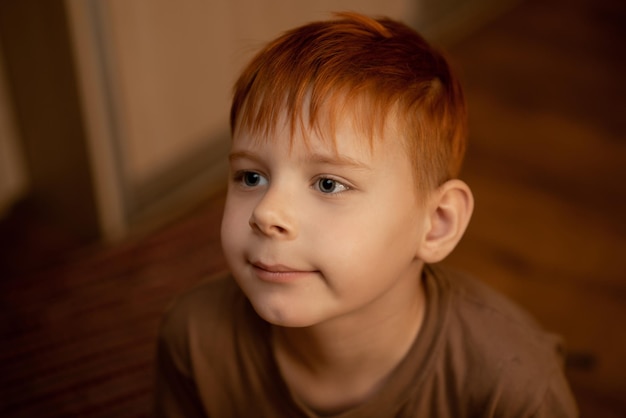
155,12,578,417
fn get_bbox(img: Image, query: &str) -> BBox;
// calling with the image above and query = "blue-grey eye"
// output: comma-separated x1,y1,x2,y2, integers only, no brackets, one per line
318,178,337,193
244,172,262,187
316,178,348,194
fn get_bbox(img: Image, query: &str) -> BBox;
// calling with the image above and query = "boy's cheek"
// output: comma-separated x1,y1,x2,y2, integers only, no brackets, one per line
220,224,242,263
221,206,243,241
221,211,240,236
222,203,253,240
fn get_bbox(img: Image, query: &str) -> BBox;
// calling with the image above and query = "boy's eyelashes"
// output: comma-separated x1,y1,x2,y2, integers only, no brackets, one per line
231,170,351,196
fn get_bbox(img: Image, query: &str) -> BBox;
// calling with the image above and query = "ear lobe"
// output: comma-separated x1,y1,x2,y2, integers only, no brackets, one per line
418,179,474,263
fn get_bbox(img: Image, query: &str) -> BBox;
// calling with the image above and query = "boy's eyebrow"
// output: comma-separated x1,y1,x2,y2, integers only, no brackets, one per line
306,153,372,170
228,150,372,170
228,150,262,164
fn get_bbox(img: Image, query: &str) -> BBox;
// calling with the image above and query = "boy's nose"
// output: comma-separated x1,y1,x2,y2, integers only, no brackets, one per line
248,188,298,240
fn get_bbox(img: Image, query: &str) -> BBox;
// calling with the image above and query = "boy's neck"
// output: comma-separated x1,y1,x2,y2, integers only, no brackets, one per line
272,262,427,414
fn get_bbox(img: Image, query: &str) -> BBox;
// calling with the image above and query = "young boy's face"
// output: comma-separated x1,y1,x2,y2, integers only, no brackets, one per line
221,111,430,328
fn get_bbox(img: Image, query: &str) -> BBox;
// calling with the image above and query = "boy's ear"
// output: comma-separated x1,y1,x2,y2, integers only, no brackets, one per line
417,179,474,263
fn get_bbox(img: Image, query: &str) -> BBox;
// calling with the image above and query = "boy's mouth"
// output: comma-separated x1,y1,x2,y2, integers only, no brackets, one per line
250,261,317,282
252,261,301,273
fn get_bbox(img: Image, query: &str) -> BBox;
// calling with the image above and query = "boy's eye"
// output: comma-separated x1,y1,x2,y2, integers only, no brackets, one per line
244,172,261,186
315,178,349,194
237,171,267,187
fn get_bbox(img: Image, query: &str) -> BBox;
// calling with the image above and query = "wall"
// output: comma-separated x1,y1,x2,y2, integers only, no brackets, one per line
0,0,100,238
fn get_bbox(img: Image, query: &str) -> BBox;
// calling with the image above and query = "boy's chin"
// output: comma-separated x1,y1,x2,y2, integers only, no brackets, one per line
248,297,328,328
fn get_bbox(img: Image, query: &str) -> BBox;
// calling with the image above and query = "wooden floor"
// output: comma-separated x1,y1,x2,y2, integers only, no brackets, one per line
1,0,624,416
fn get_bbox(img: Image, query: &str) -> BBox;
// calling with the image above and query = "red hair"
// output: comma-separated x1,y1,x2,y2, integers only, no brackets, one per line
230,12,467,193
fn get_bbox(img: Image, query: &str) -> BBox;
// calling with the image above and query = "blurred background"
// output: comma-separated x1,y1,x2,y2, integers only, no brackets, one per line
0,0,624,416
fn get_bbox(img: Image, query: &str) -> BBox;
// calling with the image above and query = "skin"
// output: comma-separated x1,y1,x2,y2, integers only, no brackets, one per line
221,110,473,413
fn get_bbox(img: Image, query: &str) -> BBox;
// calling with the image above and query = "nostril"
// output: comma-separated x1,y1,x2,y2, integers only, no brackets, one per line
273,225,287,234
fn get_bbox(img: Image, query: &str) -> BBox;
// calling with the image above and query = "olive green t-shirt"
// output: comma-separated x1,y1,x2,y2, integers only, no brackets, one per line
154,264,578,417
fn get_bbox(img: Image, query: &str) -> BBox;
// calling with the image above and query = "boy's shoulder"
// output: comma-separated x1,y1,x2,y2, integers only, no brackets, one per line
425,264,577,416
432,263,562,362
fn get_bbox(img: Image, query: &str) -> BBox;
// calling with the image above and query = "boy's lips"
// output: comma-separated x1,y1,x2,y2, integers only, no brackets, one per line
250,261,317,282
252,261,298,272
